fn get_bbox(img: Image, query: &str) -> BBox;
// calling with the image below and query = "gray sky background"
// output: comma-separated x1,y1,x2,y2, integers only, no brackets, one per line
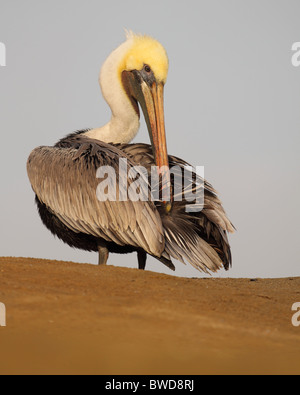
0,0,299,278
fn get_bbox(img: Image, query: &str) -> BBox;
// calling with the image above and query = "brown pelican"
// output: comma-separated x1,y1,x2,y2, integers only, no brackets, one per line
27,32,234,274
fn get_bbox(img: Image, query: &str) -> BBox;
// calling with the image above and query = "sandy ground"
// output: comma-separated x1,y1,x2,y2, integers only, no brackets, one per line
0,256,299,375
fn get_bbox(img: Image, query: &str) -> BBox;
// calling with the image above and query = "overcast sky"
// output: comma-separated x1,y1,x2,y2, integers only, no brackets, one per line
0,0,299,278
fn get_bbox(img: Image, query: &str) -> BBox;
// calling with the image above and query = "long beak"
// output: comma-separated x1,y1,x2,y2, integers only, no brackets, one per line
140,82,168,169
139,81,172,210
122,71,172,211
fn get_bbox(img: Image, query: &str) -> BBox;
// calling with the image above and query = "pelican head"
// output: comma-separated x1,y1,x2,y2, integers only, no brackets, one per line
88,32,170,174
120,30,169,83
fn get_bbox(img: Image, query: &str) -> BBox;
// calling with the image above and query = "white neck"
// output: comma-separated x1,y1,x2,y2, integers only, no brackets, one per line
84,39,140,144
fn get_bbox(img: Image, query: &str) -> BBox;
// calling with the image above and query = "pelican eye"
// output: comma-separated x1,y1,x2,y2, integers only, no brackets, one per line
144,64,151,73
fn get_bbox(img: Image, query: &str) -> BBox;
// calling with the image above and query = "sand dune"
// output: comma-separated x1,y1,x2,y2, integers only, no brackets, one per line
0,257,299,375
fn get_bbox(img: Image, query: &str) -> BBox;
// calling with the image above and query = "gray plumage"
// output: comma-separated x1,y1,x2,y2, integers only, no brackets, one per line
27,132,234,273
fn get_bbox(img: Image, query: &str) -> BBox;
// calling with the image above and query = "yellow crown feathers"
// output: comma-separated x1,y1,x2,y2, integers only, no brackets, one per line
120,31,169,84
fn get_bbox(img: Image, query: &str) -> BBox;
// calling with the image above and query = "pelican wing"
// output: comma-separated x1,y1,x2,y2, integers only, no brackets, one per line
118,143,234,273
27,139,165,257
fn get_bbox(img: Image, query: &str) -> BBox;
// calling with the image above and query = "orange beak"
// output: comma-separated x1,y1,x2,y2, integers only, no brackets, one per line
122,70,172,212
140,80,172,211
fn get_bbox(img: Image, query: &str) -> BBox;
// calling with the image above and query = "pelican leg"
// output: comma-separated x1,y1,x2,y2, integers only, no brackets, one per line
98,242,109,266
137,250,147,270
